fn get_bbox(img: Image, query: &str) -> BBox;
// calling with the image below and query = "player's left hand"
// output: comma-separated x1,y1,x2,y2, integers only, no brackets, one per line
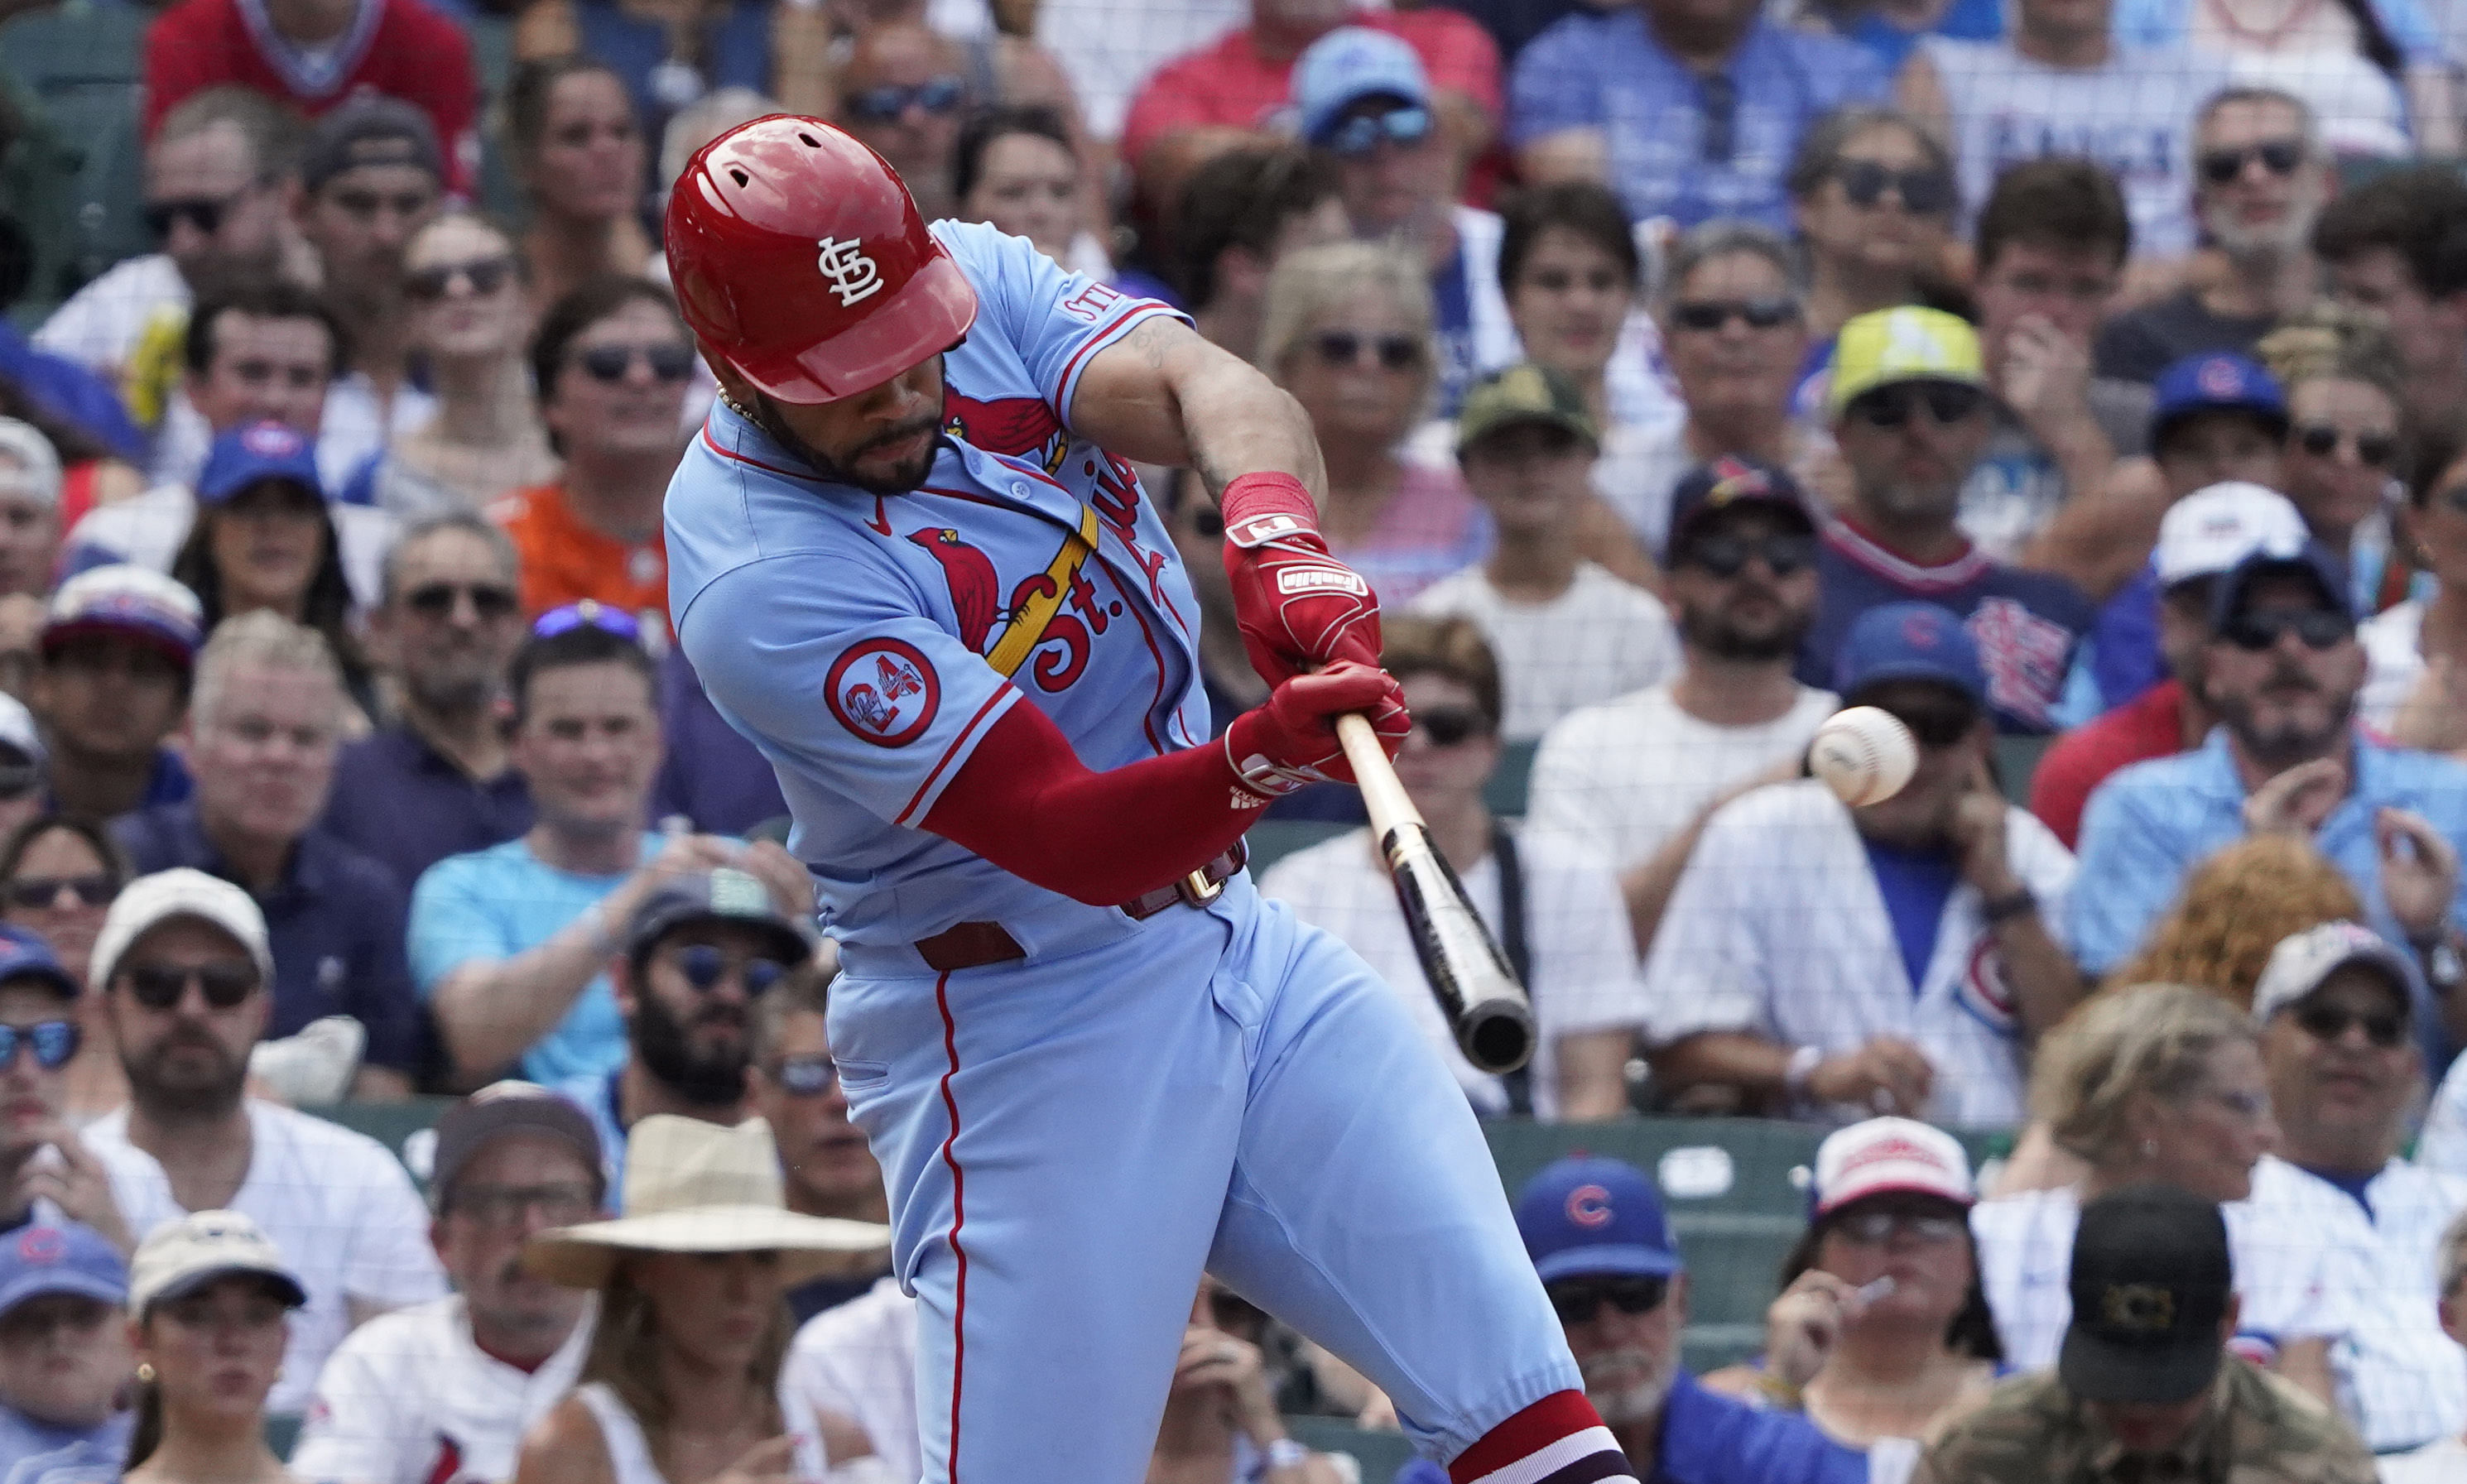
2378,805,2460,944
1224,662,1411,795
1217,472,1383,684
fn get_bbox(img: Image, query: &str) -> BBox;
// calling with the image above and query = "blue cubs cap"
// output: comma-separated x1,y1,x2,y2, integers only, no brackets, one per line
1833,602,1987,707
0,1222,128,1320
1293,27,1431,146
197,420,323,507
0,926,77,1000
1516,1156,1683,1282
2150,353,2287,446
2207,541,2352,634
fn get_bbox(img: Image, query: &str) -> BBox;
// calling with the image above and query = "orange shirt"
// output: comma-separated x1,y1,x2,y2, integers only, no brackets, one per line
489,483,671,646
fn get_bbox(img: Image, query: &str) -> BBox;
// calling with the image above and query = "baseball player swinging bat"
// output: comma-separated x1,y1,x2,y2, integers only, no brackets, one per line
1335,712,1536,1075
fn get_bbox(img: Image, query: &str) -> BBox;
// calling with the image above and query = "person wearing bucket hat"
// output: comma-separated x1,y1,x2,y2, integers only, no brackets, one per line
0,1222,136,1482
121,1210,308,1484
1910,1186,2375,1484
512,1116,885,1484
1799,306,2095,736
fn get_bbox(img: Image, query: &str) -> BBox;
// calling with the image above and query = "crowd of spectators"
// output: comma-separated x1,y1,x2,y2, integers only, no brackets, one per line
12,0,2467,1477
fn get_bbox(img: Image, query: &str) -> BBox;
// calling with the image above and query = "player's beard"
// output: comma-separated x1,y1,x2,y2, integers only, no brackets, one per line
752,392,944,497
633,985,753,1107
1680,591,1809,662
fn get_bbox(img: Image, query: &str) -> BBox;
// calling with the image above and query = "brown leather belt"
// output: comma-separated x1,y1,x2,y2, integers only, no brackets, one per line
911,843,1248,972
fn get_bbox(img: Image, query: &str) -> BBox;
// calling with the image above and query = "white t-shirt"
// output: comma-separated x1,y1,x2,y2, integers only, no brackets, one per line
1258,826,1643,1118
2417,1050,2467,1178
84,1102,449,1414
2360,598,2426,736
781,1276,920,1482
32,253,190,375
290,1294,594,1484
2242,1154,2467,1453
65,482,398,612
1408,563,1678,742
2381,1434,2467,1484
1525,682,1839,873
1969,1183,2347,1374
1638,779,2075,1126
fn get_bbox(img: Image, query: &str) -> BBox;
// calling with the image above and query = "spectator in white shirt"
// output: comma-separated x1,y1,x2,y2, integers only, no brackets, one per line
1411,363,1676,742
1525,459,1836,956
2242,920,2467,1453
1969,982,2339,1401
2382,1209,2467,1484
292,1083,605,1484
79,868,446,1415
1259,616,1643,1119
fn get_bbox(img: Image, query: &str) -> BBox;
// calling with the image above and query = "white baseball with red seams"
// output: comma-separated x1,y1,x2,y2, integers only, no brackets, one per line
1808,705,1918,807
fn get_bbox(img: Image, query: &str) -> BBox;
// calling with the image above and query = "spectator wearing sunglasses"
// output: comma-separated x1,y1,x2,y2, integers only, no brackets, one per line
2095,90,2330,389
1970,984,2338,1395
1411,365,1676,742
2244,921,2467,1451
1646,602,2080,1122
81,868,447,1415
1802,307,2094,734
747,966,890,1323
1787,108,1958,361
29,567,200,827
1256,243,1484,608
1613,223,1816,561
411,612,807,1086
324,516,535,895
0,818,128,1115
1262,617,1644,1120
2253,306,2412,619
555,866,816,1185
1508,0,1885,234
112,612,421,1098
491,279,697,647
292,1083,604,1484
2316,166,2467,492
0,933,131,1253
1702,1119,2002,1465
1425,1155,1865,1484
834,23,979,221
1526,460,1837,957
380,214,557,518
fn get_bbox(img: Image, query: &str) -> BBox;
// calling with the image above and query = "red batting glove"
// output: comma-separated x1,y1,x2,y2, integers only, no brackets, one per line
1219,471,1383,685
1222,661,1411,797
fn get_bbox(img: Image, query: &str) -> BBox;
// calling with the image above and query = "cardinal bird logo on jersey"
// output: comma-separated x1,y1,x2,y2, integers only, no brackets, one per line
908,528,1003,651
943,391,1069,475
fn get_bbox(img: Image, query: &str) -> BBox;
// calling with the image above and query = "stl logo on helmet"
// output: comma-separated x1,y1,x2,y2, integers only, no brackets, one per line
826,638,941,747
815,236,885,308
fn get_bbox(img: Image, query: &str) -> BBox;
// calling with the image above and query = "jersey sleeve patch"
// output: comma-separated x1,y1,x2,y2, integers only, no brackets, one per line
826,638,942,747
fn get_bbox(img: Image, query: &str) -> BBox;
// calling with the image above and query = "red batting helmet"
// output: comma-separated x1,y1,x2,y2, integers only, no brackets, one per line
665,115,979,404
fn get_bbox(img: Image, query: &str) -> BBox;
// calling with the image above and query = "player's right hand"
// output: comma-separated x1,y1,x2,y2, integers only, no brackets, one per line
1222,662,1410,797
1806,1036,1935,1115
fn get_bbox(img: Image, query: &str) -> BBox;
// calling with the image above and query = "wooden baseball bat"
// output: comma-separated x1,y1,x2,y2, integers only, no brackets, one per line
1334,713,1537,1075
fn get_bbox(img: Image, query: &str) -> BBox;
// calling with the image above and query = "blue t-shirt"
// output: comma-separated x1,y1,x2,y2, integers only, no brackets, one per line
1840,0,2004,77
1863,838,1962,990
0,1405,130,1484
407,833,662,1083
1391,1371,1866,1484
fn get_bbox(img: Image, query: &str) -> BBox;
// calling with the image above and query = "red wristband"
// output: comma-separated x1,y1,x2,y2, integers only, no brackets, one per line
1219,471,1321,550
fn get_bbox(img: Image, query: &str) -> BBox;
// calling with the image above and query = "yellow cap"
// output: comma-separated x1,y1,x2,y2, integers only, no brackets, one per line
1828,307,1985,415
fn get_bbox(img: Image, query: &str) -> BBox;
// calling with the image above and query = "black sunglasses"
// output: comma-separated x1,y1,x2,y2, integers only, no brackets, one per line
2199,139,2305,185
769,1053,839,1097
1833,160,1955,214
121,962,260,1011
575,343,697,384
1684,531,1815,579
1874,697,1978,748
1327,103,1433,157
1546,1275,1669,1325
2222,608,2352,652
1849,382,1989,429
406,582,521,622
2294,424,2397,468
2293,1002,2407,1049
671,944,793,997
1312,330,1421,372
0,1020,78,1071
403,256,516,303
3,875,116,911
844,76,966,123
1671,297,1798,334
143,193,239,240
1414,705,1491,747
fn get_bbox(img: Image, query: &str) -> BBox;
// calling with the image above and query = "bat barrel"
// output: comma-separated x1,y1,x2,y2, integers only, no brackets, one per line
1459,997,1536,1075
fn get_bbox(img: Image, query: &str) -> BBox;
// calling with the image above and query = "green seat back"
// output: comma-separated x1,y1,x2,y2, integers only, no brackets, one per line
0,0,151,311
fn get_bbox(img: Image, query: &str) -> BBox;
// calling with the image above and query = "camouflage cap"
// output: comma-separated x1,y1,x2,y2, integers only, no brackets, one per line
1455,363,1599,458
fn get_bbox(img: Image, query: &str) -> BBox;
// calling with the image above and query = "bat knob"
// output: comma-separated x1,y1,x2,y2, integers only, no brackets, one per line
1460,997,1536,1075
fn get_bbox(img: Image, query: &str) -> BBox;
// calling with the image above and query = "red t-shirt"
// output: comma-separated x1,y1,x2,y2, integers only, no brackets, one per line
144,0,478,195
1118,9,1503,171
2028,678,2195,850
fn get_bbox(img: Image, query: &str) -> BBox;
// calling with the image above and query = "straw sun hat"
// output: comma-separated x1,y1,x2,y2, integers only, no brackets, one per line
523,1115,891,1288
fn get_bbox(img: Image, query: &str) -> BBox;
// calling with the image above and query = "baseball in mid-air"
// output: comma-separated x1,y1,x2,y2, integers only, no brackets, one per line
1809,706,1919,807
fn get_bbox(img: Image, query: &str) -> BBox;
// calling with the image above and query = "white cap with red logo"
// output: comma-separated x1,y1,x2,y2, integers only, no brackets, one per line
1811,1117,1974,1217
